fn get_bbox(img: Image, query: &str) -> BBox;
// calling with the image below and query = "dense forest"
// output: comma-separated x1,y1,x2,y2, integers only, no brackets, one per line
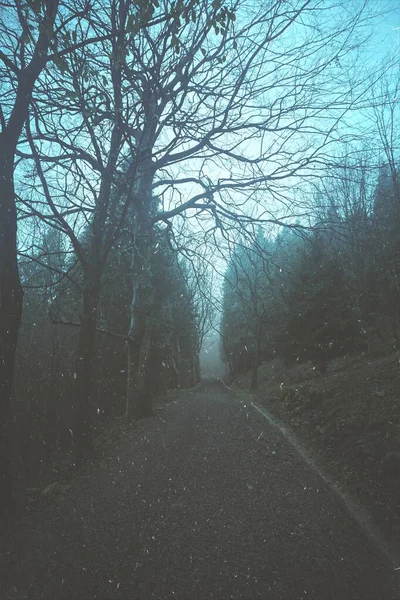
15,220,205,477
221,163,400,386
0,0,398,525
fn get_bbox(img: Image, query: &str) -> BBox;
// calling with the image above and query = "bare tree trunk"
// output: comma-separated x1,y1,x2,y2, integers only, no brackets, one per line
126,299,153,419
126,208,153,420
45,324,61,463
250,320,262,391
0,149,23,517
168,330,180,389
220,332,233,379
0,0,60,518
193,354,201,385
74,274,101,464
125,88,158,419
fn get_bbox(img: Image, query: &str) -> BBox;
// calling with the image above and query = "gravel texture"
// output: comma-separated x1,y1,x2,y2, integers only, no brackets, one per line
3,381,399,599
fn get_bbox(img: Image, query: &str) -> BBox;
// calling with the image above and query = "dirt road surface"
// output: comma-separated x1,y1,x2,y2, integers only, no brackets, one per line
3,381,399,599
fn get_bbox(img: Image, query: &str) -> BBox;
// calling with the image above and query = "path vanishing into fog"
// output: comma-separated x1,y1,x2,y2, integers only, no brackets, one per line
4,381,399,599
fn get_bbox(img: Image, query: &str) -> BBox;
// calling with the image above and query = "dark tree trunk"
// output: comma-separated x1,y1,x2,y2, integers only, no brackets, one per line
0,0,59,517
126,252,153,419
170,336,181,388
126,200,154,420
250,321,262,391
0,149,23,517
74,275,101,465
125,98,158,419
221,334,233,379
126,323,153,419
0,1,60,518
193,354,201,385
45,325,61,463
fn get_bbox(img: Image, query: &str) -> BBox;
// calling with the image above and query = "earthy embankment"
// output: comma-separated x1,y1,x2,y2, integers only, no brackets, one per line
234,353,400,554
3,380,399,599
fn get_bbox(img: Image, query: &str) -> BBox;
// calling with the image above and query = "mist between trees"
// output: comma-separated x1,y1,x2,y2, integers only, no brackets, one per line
0,0,398,517
221,158,400,387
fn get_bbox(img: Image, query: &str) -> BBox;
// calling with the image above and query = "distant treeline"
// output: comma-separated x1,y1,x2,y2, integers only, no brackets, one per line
221,164,400,387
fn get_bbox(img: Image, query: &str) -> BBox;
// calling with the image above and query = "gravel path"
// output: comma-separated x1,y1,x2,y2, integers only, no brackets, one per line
3,381,399,599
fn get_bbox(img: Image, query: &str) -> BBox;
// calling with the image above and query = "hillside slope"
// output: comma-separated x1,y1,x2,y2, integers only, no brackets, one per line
234,353,400,550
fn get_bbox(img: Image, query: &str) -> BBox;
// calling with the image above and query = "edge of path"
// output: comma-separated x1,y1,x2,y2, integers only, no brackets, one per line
219,377,400,582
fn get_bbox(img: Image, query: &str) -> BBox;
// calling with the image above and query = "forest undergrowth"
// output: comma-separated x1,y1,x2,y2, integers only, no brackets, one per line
10,388,189,522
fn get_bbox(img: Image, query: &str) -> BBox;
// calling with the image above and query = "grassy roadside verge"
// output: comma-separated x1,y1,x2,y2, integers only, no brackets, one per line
233,353,400,552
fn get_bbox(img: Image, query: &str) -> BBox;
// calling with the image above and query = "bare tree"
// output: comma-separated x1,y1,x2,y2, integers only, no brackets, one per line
16,0,234,454
372,70,400,202
222,230,277,390
116,0,379,414
20,1,135,461
11,0,385,431
0,0,91,515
